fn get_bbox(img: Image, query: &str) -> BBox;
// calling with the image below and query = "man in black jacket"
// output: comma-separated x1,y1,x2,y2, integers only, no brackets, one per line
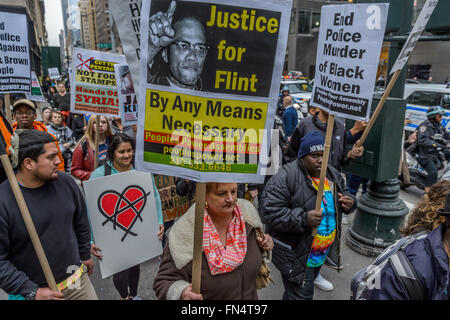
0,130,97,300
283,108,365,169
262,131,357,300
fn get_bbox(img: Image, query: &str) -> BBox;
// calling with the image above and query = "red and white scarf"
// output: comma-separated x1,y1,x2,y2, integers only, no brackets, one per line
202,204,247,275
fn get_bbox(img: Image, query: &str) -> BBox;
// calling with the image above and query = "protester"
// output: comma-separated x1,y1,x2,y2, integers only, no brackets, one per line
68,113,89,142
282,96,298,141
359,180,450,300
12,99,65,172
45,86,57,106
261,131,356,300
416,106,450,193
47,110,76,172
40,106,52,126
110,117,136,139
52,83,71,124
283,108,365,169
153,182,274,300
71,115,112,181
0,130,97,300
89,133,164,300
282,107,364,280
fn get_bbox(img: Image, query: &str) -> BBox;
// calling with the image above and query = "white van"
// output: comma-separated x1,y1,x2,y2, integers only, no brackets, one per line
280,79,313,115
403,83,450,133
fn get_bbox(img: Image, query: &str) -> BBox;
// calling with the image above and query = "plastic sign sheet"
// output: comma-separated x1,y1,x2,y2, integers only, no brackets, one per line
0,11,30,93
310,3,388,121
48,67,60,80
114,64,138,125
83,170,162,279
136,0,292,183
70,48,127,117
25,71,45,102
390,0,439,75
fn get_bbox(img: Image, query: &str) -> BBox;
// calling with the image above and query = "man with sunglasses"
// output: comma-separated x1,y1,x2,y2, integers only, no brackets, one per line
147,1,208,90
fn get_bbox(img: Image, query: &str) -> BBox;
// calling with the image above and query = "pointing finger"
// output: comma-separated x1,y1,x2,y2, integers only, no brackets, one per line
166,1,176,23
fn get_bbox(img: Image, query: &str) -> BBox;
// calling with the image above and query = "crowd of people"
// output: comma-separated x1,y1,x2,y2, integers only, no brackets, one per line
0,79,448,301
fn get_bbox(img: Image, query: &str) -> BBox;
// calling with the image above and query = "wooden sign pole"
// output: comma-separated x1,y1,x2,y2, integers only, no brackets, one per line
356,69,402,148
312,114,335,237
94,115,100,169
192,182,206,294
4,93,12,124
0,134,59,292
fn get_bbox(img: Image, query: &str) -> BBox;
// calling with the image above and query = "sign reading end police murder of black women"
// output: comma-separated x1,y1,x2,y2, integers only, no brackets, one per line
0,11,30,93
137,0,292,183
310,4,388,121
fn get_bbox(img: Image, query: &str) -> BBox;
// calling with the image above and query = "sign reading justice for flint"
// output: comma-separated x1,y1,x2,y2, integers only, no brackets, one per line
310,4,388,121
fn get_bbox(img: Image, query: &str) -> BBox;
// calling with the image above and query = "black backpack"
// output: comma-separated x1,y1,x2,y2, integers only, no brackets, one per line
350,231,428,300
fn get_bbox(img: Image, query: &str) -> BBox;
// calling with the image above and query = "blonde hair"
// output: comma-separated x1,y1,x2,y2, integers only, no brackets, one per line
76,115,112,149
401,180,450,236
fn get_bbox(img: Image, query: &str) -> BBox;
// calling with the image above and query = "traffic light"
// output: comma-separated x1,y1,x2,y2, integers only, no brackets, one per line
354,0,413,34
426,1,450,34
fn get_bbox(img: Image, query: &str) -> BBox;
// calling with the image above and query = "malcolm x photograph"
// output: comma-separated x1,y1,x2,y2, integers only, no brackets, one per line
146,0,279,97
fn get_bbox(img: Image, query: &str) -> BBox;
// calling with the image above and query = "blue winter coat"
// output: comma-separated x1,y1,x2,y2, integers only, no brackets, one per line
365,224,449,300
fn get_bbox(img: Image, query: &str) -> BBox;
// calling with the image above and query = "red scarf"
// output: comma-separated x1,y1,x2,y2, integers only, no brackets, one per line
203,204,247,275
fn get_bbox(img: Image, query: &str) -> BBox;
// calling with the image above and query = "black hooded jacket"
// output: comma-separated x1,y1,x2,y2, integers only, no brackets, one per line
261,159,357,284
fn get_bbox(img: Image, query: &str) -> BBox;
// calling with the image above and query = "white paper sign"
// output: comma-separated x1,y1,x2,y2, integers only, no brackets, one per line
83,170,162,279
70,47,126,117
0,11,30,93
390,0,439,74
310,3,388,121
114,63,138,125
48,67,60,80
25,71,45,101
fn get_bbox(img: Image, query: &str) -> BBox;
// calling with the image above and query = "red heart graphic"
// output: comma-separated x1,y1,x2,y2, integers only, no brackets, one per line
98,185,150,241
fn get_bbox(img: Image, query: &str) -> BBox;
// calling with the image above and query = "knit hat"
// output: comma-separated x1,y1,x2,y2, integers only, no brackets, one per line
298,131,324,159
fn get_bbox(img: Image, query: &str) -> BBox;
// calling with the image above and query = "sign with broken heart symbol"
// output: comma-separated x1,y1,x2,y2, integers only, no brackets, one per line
83,170,163,279
98,185,150,241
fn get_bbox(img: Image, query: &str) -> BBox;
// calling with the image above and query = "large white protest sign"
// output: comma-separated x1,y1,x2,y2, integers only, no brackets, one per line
390,0,439,74
25,71,45,102
0,11,30,93
48,67,60,80
310,3,388,121
110,0,142,98
114,63,138,125
83,170,162,279
136,0,292,183
70,48,127,117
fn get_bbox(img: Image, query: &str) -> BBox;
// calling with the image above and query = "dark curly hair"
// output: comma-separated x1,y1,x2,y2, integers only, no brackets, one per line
106,133,136,163
401,180,450,236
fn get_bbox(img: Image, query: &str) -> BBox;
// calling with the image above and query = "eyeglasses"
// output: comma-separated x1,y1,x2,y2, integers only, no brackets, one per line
15,111,35,117
172,40,209,56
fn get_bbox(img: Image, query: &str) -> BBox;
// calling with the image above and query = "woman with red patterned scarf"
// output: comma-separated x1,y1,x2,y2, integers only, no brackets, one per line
153,182,274,300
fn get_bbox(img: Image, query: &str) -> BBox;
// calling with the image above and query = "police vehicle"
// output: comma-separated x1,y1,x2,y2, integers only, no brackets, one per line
404,83,450,133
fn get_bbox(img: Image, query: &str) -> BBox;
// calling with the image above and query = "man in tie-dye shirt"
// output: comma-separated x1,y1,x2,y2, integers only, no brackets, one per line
262,131,356,300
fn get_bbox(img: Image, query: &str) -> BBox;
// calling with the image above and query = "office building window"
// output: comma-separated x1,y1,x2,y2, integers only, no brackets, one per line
298,9,320,34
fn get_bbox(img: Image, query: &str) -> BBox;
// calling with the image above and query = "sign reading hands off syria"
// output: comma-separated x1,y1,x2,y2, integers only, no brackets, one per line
136,0,292,183
310,4,388,121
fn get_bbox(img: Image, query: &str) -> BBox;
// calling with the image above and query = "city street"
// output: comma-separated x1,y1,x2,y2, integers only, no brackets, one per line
0,186,423,301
